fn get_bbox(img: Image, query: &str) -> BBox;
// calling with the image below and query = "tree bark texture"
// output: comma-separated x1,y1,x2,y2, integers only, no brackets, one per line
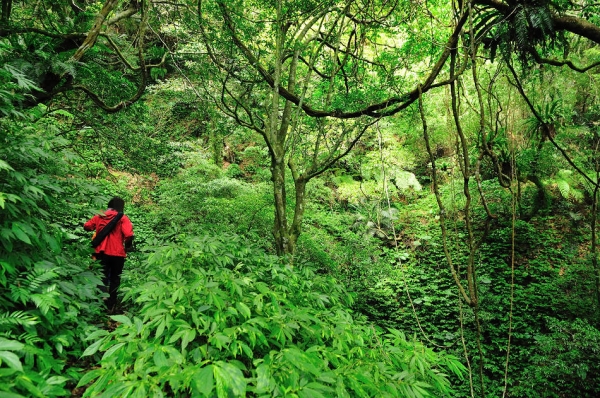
476,0,600,45
72,0,121,62
271,158,289,256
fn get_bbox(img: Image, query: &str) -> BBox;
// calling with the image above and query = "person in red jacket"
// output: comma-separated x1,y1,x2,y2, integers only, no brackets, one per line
84,197,134,312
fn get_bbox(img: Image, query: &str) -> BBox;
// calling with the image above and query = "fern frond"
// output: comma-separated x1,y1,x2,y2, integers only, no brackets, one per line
18,331,43,345
51,59,77,78
537,6,554,35
0,310,39,326
557,169,572,180
31,289,60,315
556,179,570,199
514,8,529,49
10,286,30,305
570,189,585,201
25,267,59,290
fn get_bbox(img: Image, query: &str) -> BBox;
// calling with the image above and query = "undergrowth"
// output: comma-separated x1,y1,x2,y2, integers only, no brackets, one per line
78,233,466,397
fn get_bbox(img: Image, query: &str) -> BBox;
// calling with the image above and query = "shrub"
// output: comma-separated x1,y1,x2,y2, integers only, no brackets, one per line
0,115,105,397
79,233,466,397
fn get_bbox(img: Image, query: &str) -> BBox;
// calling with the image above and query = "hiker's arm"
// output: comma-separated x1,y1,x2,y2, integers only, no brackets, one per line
122,216,134,240
84,216,97,231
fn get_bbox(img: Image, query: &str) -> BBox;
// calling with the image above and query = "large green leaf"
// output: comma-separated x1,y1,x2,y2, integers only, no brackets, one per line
192,365,214,397
11,223,31,245
0,339,24,351
214,361,246,397
81,338,105,357
0,351,23,371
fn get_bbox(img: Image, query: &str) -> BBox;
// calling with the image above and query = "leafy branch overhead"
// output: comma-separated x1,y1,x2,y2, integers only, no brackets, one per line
0,0,168,111
208,0,469,119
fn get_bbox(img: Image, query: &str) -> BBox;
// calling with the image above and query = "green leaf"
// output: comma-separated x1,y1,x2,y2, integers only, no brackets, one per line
81,338,105,357
15,374,44,397
317,372,337,384
76,369,103,388
214,362,246,397
46,376,68,385
0,391,27,398
236,302,251,319
156,318,166,338
182,329,196,350
11,223,31,245
284,348,321,375
298,387,328,398
557,179,570,198
102,342,125,360
0,367,18,377
255,363,271,394
192,365,214,397
0,350,23,371
0,159,13,171
0,338,24,351
110,315,133,327
44,234,60,253
85,329,110,341
1,233,13,252
153,349,169,368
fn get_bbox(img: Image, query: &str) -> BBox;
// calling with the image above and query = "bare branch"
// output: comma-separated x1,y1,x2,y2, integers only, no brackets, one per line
108,1,140,25
531,49,600,72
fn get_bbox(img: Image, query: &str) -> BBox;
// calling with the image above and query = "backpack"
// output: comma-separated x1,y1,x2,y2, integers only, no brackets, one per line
91,212,124,248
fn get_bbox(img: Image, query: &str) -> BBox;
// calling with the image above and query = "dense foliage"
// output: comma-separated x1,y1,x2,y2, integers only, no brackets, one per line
79,234,465,397
2,0,600,397
0,111,106,396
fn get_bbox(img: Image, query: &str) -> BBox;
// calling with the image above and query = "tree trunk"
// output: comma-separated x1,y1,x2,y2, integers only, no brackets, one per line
72,0,121,62
272,156,289,255
1,0,12,25
592,170,600,314
287,178,307,255
270,158,308,255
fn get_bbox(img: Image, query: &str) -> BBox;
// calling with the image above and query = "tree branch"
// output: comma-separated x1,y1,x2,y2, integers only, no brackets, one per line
219,0,469,119
0,27,85,39
108,1,140,25
530,49,600,72
72,0,120,62
103,33,168,70
476,0,600,44
506,61,600,189
71,0,148,112
306,119,379,180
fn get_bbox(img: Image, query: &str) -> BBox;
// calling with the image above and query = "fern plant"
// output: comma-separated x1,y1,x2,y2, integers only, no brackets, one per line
554,169,585,201
0,111,108,397
78,233,466,397
474,1,561,63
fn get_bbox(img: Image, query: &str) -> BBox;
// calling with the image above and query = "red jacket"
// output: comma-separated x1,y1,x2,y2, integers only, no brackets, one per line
84,209,134,257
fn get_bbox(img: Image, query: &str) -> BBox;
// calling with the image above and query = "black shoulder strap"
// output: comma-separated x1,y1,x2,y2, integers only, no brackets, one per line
91,212,124,248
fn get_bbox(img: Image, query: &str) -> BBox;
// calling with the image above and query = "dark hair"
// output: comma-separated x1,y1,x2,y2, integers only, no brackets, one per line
107,196,125,213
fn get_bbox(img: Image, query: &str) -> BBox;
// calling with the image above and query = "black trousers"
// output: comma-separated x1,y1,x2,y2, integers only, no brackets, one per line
98,254,125,309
